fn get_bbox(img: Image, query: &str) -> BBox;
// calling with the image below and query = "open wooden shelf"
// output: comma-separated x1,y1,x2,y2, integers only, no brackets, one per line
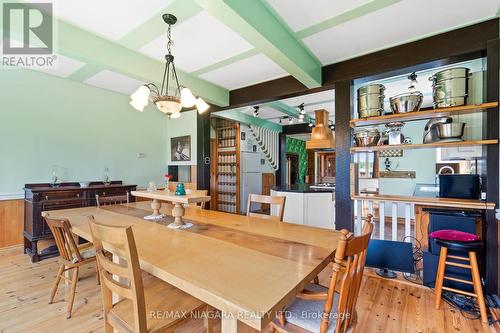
350,139,498,153
350,102,498,127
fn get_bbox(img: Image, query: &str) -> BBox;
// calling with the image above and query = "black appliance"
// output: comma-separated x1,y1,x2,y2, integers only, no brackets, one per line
366,239,415,278
423,251,473,292
438,174,480,199
425,208,480,255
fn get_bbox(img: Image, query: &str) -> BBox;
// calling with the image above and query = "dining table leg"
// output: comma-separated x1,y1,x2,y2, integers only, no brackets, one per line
221,312,238,333
171,202,186,227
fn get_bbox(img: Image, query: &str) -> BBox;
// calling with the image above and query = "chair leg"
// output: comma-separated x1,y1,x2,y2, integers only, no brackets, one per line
49,263,65,304
434,246,448,310
469,251,488,323
66,267,79,319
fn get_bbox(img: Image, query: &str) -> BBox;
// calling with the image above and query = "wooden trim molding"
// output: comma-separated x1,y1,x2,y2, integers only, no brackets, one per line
0,199,24,248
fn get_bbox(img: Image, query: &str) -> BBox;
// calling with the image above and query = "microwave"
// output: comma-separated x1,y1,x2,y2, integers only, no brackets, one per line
439,174,480,200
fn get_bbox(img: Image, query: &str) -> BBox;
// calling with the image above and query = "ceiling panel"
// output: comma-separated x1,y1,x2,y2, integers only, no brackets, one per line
140,11,253,72
280,89,335,117
33,0,173,40
266,0,372,31
199,54,288,89
84,70,145,95
240,105,283,120
303,0,499,64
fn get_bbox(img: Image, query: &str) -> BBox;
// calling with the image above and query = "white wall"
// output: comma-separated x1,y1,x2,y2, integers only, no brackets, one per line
166,110,197,166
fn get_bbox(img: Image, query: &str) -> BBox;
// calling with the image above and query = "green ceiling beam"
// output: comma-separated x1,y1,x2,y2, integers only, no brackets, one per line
119,0,202,50
5,1,228,106
213,109,282,132
266,101,314,123
296,0,403,39
191,48,259,76
195,0,322,88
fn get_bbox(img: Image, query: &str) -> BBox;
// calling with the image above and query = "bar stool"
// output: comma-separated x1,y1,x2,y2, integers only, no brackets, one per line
431,230,487,323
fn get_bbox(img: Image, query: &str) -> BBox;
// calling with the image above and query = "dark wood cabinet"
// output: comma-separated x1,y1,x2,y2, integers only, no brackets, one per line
23,181,136,262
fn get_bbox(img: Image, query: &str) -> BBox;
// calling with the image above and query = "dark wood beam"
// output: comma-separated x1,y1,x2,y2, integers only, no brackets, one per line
334,80,353,231
484,38,499,294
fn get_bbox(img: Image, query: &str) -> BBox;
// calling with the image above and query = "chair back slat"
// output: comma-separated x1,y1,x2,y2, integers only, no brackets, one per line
88,216,147,332
322,215,374,333
246,194,286,221
96,192,130,208
44,214,82,263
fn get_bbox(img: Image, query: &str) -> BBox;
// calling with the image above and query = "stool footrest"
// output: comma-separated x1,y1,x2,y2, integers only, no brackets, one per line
442,286,477,298
447,254,470,261
445,261,472,269
443,275,473,285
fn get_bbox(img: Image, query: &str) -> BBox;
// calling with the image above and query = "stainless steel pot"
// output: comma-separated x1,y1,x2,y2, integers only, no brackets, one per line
436,122,465,140
357,84,385,118
389,91,423,113
429,67,470,108
354,127,380,147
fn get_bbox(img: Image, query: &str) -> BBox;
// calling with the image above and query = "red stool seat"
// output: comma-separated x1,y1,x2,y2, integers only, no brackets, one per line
429,229,479,242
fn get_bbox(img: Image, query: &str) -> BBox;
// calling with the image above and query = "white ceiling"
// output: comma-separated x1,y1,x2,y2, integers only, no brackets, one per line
48,0,173,40
84,70,145,94
303,0,500,64
16,0,500,99
140,11,253,72
199,53,288,89
266,0,372,32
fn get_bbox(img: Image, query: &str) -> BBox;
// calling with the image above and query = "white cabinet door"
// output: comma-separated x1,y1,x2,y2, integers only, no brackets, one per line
304,193,335,229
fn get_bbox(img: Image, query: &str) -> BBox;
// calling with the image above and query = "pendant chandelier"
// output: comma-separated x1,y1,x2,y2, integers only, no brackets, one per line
129,13,209,117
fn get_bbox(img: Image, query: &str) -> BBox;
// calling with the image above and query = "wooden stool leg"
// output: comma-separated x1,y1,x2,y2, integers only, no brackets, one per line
434,246,448,309
49,263,65,304
66,267,79,319
469,251,488,323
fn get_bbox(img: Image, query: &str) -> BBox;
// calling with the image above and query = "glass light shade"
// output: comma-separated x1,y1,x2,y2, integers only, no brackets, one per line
180,87,196,108
195,97,210,114
130,99,146,112
299,114,304,119
170,111,181,119
131,85,150,104
154,95,182,114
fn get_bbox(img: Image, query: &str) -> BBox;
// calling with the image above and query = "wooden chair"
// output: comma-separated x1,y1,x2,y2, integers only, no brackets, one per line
246,194,286,221
96,192,130,208
270,217,374,333
87,216,214,333
188,189,208,209
42,213,99,319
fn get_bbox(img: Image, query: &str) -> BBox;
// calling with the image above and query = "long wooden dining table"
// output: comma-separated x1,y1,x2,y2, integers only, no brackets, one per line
46,201,340,332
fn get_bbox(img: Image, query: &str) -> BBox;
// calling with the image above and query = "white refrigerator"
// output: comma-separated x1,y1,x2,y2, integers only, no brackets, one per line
240,151,262,214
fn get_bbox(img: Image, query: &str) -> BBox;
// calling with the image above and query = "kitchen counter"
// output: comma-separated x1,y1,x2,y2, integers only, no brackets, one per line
273,184,335,193
272,186,335,229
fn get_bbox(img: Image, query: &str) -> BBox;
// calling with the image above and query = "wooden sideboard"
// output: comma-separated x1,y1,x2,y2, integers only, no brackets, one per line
23,181,136,262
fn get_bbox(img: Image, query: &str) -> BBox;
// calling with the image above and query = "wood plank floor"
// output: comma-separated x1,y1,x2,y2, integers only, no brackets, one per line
0,246,491,333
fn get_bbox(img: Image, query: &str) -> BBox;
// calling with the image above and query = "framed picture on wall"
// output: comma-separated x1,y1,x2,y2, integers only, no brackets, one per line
171,135,191,162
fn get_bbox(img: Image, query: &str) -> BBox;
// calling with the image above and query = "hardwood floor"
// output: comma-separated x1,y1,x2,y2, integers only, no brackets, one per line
0,246,491,333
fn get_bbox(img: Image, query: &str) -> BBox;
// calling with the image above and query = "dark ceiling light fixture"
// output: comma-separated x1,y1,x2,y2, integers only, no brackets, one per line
253,106,260,117
329,121,335,130
308,120,314,127
298,103,305,121
130,13,209,117
288,116,294,124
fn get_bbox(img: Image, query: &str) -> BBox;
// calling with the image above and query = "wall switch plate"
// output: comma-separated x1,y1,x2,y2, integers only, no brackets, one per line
137,153,146,158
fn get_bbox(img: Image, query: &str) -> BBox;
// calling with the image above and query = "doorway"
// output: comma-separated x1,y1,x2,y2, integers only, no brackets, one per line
286,153,299,185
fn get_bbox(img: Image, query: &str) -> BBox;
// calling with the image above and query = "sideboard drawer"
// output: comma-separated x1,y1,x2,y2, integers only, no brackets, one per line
40,190,83,202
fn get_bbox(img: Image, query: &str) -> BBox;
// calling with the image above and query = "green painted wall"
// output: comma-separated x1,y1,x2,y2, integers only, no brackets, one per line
285,137,308,183
0,69,168,196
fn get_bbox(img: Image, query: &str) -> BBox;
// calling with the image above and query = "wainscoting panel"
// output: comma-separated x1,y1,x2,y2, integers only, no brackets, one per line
0,199,24,248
